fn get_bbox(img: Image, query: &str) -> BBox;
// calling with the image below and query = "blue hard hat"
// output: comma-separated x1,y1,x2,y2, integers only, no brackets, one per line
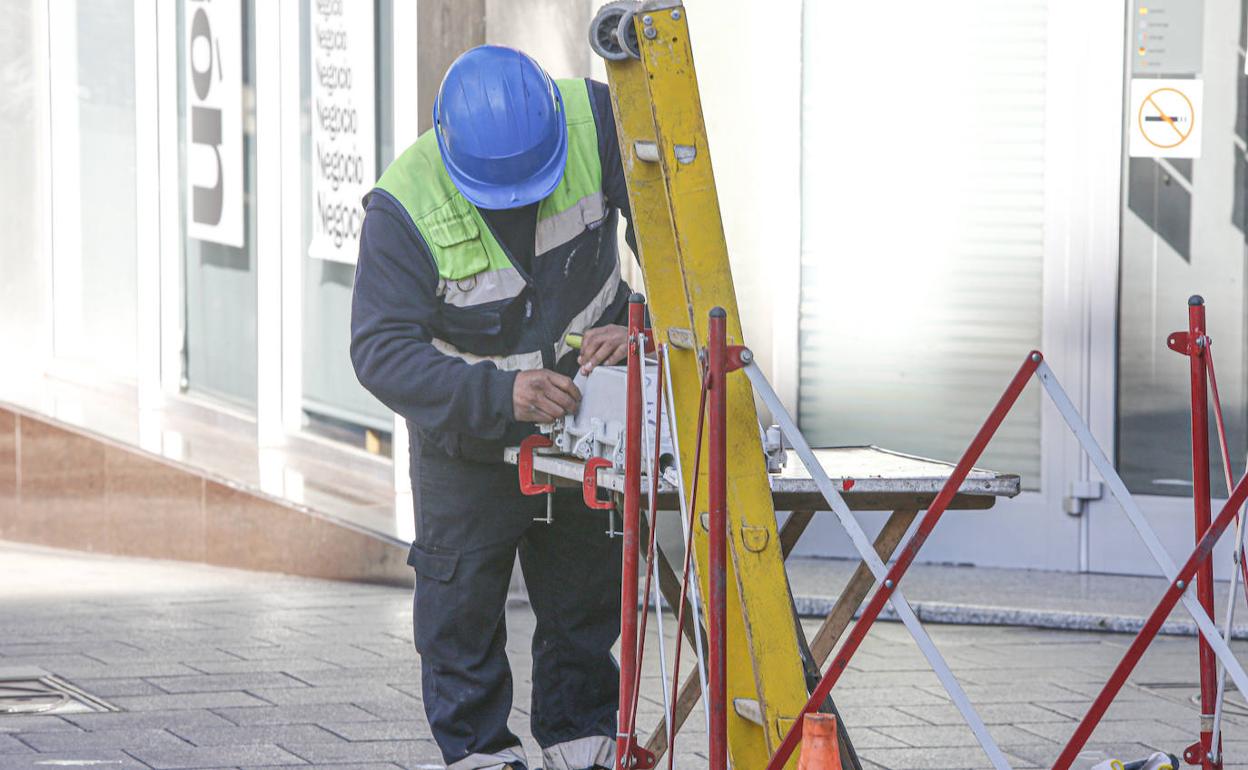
434,46,567,210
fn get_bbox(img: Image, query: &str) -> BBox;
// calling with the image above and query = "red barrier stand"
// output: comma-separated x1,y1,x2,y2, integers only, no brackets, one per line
1175,297,1221,769
590,295,1248,770
748,297,1248,770
617,294,655,770
706,308,729,770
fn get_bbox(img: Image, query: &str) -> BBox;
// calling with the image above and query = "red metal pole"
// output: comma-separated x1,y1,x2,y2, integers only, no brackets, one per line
707,307,729,770
625,345,668,739
766,351,1042,770
1186,295,1218,770
1051,466,1248,770
617,293,646,769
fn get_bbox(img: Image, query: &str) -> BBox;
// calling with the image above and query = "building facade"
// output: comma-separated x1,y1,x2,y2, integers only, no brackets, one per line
2,0,1245,577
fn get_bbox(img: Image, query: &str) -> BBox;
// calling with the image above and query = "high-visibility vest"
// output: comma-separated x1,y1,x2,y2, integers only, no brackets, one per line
374,78,618,372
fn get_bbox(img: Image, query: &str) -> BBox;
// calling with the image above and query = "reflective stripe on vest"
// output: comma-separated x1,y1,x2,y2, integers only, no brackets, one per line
535,191,607,256
430,256,617,372
429,338,545,373
439,267,528,308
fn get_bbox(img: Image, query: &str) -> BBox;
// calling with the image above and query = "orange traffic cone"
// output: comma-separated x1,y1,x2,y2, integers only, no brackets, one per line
796,713,843,770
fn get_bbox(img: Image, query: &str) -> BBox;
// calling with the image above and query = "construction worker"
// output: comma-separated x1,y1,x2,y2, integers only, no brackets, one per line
350,46,636,770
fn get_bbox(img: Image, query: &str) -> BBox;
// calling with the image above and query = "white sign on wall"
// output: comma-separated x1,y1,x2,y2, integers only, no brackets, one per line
1128,78,1204,159
308,0,376,263
184,0,245,248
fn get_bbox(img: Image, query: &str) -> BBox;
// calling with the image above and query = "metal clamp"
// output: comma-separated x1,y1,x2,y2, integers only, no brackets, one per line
518,434,555,496
582,457,615,510
518,434,556,524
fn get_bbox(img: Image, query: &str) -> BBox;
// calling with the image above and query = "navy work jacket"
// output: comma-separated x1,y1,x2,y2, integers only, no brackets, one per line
350,80,637,465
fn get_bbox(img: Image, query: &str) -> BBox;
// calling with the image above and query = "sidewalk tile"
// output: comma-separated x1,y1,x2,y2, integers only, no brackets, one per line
0,750,151,769
316,721,423,742
212,704,381,726
282,739,442,765
170,724,344,747
112,692,273,712
18,728,187,752
148,672,309,694
126,744,305,769
64,711,239,731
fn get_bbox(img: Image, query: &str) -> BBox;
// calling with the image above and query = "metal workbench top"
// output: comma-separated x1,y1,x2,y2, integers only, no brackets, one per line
503,444,1020,512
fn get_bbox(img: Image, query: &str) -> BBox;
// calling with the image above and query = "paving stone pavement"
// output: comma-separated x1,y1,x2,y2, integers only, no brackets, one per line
1,541,1246,770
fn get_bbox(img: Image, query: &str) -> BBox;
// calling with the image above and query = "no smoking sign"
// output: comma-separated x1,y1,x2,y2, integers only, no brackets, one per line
1129,78,1203,158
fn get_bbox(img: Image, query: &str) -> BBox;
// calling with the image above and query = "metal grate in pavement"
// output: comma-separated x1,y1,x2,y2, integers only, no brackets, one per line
0,675,118,715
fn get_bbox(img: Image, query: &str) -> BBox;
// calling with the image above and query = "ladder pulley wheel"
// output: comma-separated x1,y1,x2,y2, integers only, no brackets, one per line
589,1,641,61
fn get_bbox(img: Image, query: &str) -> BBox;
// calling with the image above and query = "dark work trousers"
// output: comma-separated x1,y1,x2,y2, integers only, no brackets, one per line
409,442,622,770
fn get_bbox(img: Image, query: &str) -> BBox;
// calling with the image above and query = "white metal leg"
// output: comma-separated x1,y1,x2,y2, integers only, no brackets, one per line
643,351,673,733
1035,361,1248,703
661,346,711,733
1211,508,1243,749
638,346,673,732
1209,438,1245,748
743,361,1013,770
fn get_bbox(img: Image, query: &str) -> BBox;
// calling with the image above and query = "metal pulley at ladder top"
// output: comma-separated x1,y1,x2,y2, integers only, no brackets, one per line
588,1,645,61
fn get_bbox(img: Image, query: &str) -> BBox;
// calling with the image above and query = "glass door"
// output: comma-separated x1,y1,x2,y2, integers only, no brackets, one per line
1089,0,1248,577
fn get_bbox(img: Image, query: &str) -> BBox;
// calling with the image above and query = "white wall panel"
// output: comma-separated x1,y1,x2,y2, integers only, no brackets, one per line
799,0,1048,488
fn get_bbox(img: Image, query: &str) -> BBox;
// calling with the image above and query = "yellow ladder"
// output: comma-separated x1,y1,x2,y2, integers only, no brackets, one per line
592,4,810,767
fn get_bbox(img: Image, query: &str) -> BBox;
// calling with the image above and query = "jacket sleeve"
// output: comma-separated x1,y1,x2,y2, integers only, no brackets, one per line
350,196,518,440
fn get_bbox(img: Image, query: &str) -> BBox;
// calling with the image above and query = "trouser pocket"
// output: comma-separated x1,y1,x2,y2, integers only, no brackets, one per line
406,541,459,581
410,539,523,767
407,542,462,657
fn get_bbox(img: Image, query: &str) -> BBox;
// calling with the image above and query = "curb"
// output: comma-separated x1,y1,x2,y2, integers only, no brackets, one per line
792,594,1248,640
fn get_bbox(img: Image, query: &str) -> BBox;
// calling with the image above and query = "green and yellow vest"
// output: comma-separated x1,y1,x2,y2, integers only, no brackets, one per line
375,78,619,372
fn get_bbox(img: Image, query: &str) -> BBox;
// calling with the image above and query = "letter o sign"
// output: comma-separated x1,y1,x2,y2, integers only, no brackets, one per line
190,8,213,100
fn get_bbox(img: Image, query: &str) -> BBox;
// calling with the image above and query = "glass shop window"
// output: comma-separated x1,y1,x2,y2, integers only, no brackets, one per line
299,0,394,454
798,0,1047,487
178,0,259,409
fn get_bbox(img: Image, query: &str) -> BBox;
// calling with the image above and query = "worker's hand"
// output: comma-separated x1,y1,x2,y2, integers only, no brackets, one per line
578,324,629,375
513,370,582,423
